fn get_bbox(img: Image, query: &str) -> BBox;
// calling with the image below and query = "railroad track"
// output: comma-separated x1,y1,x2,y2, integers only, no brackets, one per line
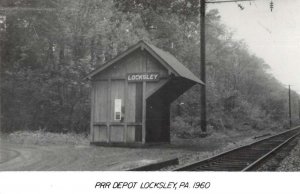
174,126,300,171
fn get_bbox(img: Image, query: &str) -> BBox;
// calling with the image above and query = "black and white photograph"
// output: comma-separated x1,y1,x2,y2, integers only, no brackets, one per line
0,0,300,193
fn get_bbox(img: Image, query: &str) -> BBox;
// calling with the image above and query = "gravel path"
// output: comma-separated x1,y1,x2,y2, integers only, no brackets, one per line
0,142,198,171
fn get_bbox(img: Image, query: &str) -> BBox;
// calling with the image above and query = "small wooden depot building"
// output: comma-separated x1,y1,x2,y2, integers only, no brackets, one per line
85,40,204,146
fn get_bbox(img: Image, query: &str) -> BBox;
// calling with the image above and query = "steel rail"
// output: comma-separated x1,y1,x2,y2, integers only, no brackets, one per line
174,126,300,171
242,132,300,171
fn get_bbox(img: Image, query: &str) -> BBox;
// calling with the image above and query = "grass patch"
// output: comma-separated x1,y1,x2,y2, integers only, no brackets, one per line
6,130,89,146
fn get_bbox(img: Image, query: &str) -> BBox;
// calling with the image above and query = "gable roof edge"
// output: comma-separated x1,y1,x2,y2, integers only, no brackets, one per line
84,40,204,85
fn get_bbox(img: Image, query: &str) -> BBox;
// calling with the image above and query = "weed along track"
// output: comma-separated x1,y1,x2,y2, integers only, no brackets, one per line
173,126,300,171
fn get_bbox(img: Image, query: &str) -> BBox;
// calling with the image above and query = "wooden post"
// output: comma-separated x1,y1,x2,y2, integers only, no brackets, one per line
90,82,94,142
124,79,128,142
142,81,146,143
107,79,112,142
142,51,147,143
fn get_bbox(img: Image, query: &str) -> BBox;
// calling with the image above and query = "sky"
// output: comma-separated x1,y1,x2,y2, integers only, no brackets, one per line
208,0,300,94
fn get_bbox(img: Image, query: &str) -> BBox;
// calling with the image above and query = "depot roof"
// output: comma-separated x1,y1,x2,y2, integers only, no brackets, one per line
85,40,204,85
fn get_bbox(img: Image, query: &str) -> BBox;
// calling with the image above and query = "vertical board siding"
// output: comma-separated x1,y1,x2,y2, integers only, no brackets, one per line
126,126,136,142
94,51,144,79
94,125,108,142
110,126,124,142
126,51,144,72
127,83,136,122
135,125,142,142
146,52,168,77
135,83,143,123
94,81,108,122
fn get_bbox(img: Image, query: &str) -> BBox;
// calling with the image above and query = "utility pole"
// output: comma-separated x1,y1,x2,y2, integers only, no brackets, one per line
0,31,1,134
0,16,4,133
0,15,6,133
200,0,206,132
199,0,254,132
288,85,292,128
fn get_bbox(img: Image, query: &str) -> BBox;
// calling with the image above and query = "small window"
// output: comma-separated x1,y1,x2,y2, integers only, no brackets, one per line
115,112,121,120
114,99,122,121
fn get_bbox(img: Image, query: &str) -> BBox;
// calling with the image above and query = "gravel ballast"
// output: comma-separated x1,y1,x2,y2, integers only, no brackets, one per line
277,137,300,171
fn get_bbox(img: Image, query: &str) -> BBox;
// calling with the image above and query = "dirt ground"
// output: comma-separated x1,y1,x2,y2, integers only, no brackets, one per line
0,129,278,171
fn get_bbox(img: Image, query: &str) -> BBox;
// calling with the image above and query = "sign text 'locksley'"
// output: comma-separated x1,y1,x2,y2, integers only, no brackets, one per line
127,73,159,82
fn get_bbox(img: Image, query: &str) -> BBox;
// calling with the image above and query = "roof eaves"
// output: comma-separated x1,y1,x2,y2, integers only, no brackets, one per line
143,42,204,85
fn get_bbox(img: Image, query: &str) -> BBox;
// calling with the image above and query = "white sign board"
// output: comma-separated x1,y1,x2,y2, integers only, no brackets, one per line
114,99,122,120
